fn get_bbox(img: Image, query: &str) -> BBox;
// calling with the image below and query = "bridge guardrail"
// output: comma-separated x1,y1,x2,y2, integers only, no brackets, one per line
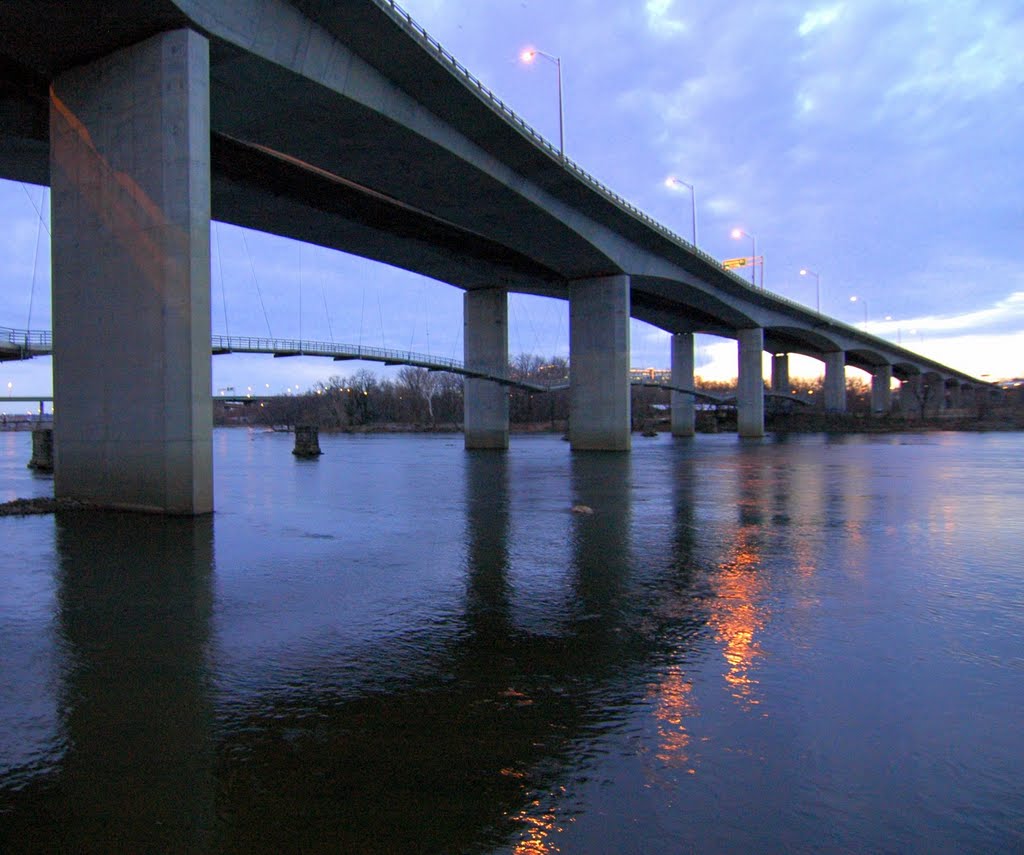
213,334,464,371
0,326,52,353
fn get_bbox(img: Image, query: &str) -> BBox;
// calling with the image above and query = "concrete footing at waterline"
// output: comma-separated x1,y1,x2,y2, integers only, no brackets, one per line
292,425,323,458
28,428,54,472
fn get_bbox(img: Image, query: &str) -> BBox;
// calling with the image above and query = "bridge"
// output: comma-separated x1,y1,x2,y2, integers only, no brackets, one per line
0,0,992,513
3,326,729,402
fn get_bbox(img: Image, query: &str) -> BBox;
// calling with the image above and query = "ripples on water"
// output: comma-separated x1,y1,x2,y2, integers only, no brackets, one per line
1,428,1022,853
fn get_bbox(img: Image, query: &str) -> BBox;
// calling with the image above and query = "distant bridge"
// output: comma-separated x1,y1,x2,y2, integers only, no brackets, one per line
2,326,724,402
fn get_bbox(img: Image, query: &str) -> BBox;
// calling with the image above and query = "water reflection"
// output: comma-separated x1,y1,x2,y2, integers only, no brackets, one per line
0,512,215,852
3,433,1021,853
464,450,512,644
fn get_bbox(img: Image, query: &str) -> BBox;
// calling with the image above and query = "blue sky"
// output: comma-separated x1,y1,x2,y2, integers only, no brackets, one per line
2,0,1022,410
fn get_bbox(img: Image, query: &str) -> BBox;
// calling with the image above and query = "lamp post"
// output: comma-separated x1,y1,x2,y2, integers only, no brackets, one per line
664,176,697,247
850,295,868,328
520,48,564,157
799,268,821,314
731,228,758,287
885,315,902,345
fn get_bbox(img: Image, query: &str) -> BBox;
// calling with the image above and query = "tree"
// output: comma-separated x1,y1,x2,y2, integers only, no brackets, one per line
397,366,442,425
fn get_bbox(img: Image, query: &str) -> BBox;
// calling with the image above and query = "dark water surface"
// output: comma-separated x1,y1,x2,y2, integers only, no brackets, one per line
1,428,1022,853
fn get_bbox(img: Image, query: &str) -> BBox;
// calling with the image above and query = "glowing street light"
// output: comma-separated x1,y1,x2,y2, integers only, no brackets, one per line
850,295,868,328
799,268,821,314
664,176,697,247
731,228,758,287
884,315,902,345
520,47,564,157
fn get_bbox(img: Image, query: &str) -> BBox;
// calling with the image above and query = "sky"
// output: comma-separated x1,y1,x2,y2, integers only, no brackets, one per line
2,0,1022,411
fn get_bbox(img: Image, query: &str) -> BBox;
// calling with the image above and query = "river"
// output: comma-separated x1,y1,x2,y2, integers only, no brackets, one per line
1,428,1022,853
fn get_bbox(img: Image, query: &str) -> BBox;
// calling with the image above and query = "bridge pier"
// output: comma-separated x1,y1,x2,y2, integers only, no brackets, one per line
50,29,213,513
771,352,790,397
463,289,509,449
737,328,764,438
962,384,977,412
823,351,846,413
947,380,963,410
871,365,893,415
923,372,943,415
901,375,922,416
671,332,695,437
569,275,631,450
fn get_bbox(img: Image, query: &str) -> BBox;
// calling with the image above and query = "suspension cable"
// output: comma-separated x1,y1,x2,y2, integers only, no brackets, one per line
213,222,231,337
26,192,43,330
241,230,273,337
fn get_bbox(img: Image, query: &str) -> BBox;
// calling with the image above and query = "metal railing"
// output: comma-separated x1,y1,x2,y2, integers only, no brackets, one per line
0,326,52,355
213,334,465,371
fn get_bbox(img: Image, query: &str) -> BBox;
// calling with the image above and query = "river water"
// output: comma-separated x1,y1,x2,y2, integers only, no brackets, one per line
1,428,1022,853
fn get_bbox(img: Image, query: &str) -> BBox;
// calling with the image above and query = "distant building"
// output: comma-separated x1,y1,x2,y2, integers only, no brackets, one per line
630,367,672,384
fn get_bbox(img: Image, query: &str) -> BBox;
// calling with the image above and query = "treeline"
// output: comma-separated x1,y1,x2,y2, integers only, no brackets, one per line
215,356,575,430
215,357,1013,431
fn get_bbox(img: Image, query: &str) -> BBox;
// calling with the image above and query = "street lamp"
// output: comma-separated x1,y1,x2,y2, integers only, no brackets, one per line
850,295,868,328
799,268,821,314
664,176,697,247
884,315,902,345
731,228,758,287
520,47,564,157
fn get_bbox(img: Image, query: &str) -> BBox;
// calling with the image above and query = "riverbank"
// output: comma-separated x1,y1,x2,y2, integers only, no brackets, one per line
0,496,98,516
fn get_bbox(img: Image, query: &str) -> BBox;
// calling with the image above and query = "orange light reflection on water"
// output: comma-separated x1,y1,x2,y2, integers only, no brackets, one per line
507,791,569,855
647,665,697,773
709,532,767,707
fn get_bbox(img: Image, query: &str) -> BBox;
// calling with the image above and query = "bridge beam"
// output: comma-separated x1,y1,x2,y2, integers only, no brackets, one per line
737,328,764,438
871,364,893,415
50,29,213,514
823,351,846,413
671,332,695,437
771,352,790,397
569,275,631,450
463,288,509,449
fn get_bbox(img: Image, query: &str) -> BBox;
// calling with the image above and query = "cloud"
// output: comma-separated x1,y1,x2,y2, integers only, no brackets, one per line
645,0,688,37
797,3,844,37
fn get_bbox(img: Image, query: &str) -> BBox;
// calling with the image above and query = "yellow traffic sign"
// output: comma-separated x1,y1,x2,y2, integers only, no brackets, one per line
723,257,748,269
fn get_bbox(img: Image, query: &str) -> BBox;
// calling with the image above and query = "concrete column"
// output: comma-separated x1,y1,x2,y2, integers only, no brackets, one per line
292,425,323,458
737,328,764,438
901,375,922,417
569,275,631,450
947,381,963,410
463,288,509,449
923,373,943,416
50,29,212,514
671,332,695,437
823,351,846,413
771,352,790,396
871,364,893,415
28,427,54,472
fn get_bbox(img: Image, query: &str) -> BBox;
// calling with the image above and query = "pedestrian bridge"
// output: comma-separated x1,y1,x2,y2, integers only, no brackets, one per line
3,326,731,402
0,0,992,512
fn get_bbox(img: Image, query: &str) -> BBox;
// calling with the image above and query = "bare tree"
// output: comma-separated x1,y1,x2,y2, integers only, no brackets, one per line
397,366,441,425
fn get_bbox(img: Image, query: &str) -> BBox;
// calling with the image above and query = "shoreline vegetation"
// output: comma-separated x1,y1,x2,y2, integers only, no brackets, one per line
210,362,1023,435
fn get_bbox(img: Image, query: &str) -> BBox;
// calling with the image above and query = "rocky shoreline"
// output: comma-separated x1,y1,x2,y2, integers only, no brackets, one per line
0,497,98,517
